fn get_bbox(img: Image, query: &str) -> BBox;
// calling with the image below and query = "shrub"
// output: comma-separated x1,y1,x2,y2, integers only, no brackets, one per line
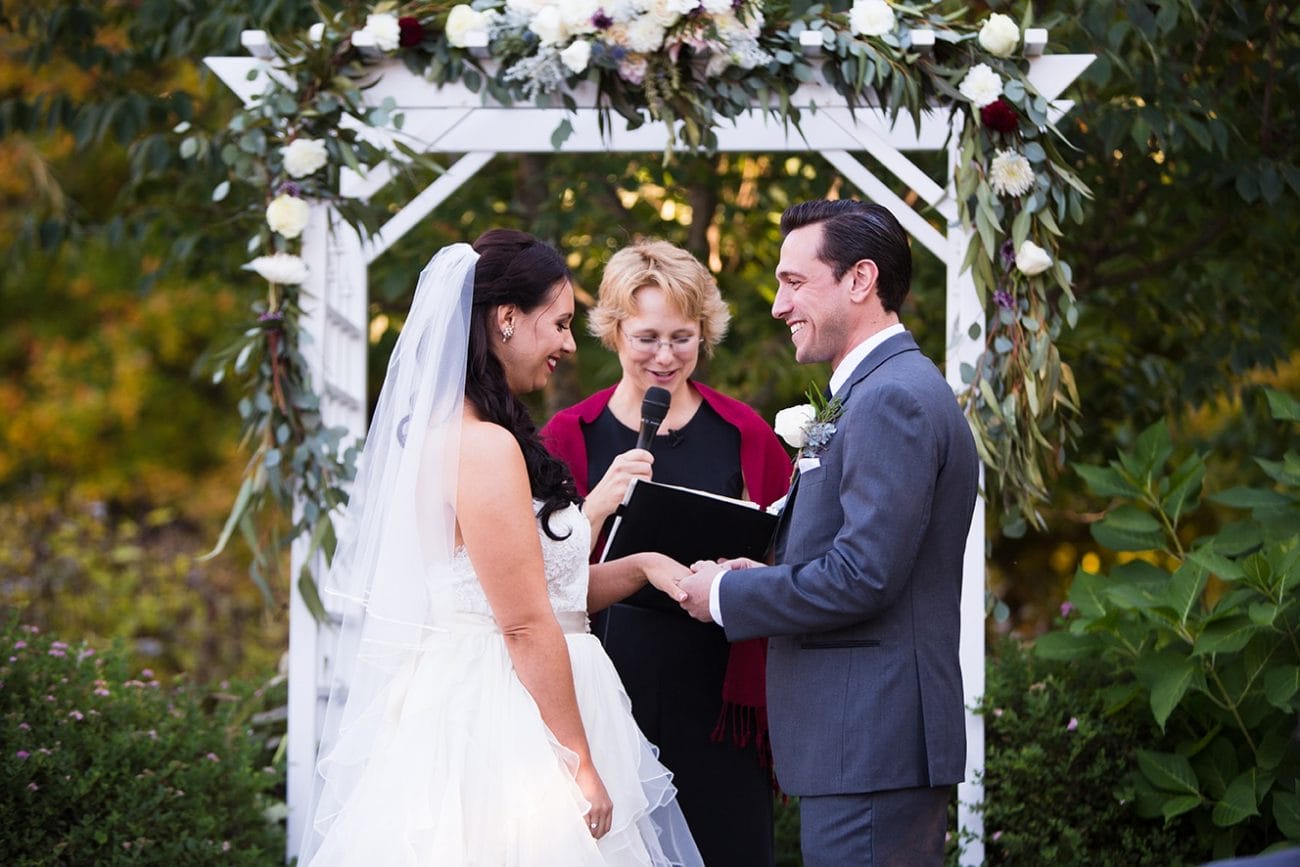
0,620,283,865
974,636,1201,865
1038,387,1300,859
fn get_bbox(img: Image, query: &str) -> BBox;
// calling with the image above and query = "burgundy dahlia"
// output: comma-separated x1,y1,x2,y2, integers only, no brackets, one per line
398,16,425,48
980,97,1018,134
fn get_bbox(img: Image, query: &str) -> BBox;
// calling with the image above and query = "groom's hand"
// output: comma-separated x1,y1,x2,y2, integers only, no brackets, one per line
678,561,725,622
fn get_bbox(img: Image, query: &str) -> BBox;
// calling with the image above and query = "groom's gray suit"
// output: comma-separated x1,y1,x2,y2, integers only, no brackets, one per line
719,331,978,864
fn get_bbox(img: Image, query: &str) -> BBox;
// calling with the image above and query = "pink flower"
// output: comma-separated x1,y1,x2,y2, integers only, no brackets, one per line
992,830,1003,841
51,641,68,650
992,707,1004,717
15,750,29,759
206,753,220,762
48,648,66,658
18,722,30,731
94,688,110,697
140,668,154,679
1060,601,1074,618
69,710,84,721
27,782,38,791
1067,717,1078,731
13,640,26,650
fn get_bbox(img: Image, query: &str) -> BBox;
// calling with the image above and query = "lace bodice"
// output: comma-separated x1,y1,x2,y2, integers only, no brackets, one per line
450,502,591,617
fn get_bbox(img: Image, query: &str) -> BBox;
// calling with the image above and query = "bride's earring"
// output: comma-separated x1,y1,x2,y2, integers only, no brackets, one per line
501,324,514,341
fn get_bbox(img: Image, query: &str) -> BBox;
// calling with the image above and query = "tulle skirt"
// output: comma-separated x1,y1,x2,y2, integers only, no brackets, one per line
307,612,702,867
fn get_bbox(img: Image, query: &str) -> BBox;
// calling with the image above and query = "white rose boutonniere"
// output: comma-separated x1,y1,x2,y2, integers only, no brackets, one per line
775,383,845,458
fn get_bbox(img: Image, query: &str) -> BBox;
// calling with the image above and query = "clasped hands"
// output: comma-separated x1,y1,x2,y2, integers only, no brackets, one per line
650,556,765,623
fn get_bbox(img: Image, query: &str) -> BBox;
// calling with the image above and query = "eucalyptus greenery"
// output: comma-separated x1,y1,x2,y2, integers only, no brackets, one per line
192,1,1092,609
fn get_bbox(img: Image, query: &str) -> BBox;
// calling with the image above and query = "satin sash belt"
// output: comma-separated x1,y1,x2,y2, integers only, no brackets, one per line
434,610,591,635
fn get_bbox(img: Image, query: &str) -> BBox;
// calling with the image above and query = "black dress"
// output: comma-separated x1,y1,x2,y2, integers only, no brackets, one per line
586,402,775,867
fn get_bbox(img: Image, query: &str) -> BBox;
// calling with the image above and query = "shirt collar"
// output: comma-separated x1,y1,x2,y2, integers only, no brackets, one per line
829,323,907,397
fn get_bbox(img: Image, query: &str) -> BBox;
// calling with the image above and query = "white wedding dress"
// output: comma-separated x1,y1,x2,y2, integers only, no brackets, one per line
307,502,703,867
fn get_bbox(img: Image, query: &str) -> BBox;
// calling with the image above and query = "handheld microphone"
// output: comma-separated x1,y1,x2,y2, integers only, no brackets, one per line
635,387,672,452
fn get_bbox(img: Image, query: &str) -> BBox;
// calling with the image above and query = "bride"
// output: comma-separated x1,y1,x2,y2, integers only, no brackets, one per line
301,230,704,866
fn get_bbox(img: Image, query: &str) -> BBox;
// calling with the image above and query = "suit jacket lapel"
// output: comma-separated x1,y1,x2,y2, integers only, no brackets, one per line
836,331,921,402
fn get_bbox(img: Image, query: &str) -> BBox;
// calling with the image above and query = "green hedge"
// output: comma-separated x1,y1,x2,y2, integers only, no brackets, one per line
0,619,283,865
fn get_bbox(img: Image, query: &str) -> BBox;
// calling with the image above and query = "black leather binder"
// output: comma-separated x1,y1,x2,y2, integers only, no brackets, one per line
597,478,778,565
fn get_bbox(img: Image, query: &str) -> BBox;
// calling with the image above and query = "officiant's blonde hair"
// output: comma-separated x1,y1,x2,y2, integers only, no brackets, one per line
588,240,731,357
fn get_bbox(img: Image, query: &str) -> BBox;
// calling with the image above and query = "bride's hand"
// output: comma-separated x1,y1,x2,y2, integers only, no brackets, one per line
576,762,614,839
637,553,689,603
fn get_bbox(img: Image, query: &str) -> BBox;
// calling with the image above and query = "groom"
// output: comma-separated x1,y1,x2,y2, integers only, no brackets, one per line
679,199,978,866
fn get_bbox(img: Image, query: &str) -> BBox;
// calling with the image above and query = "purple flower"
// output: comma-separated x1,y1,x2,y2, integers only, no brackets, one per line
591,9,613,29
18,722,30,731
140,668,154,679
94,688,110,697
27,782,38,791
999,239,1016,271
206,752,220,762
1060,601,1074,618
993,289,1015,310
13,640,26,650
68,710,84,721
276,180,302,198
48,648,66,658
992,830,1003,842
258,310,284,323
1066,717,1078,731
15,750,29,760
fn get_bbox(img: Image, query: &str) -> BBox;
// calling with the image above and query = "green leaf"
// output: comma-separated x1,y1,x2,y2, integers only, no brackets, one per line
1069,568,1110,619
1194,738,1238,800
1162,794,1202,822
1210,487,1292,510
1274,790,1300,839
1033,630,1095,661
1166,561,1207,625
1212,770,1261,827
1091,504,1165,551
1187,546,1247,582
297,570,331,623
1160,454,1205,523
1140,652,1201,729
1264,666,1300,712
199,475,254,562
1264,387,1300,422
1193,616,1258,656
1137,749,1200,796
1074,463,1141,498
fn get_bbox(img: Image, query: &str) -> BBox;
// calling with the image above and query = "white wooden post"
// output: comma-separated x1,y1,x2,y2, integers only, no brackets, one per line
288,205,369,858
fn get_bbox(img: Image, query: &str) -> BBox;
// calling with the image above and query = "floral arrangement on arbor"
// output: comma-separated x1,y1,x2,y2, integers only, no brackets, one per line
186,0,1091,609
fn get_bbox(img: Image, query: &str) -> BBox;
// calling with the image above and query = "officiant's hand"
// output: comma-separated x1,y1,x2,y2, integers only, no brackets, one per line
581,448,654,543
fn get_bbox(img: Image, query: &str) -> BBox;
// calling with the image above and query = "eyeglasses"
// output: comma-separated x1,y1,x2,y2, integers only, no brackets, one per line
620,328,703,356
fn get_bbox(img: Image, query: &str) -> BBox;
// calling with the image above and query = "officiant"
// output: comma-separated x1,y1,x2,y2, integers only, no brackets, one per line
542,239,790,867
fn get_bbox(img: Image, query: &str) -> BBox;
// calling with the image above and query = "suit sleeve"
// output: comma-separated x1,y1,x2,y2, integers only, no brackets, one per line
720,382,939,640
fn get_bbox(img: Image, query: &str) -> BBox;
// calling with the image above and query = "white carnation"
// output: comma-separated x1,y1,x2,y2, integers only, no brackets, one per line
959,62,1003,108
529,5,568,45
281,138,328,179
244,253,308,286
560,39,592,73
850,0,896,38
1015,240,1053,276
446,5,492,47
978,13,1019,57
359,12,401,52
988,150,1035,197
625,15,665,52
774,404,816,449
266,194,311,240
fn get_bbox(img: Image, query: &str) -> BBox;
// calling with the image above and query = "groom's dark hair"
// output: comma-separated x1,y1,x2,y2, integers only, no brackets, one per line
780,199,912,313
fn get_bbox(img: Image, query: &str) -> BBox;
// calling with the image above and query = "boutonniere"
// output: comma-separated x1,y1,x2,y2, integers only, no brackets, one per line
773,383,844,459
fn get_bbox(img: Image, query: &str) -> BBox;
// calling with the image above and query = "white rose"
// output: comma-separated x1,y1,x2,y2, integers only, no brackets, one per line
959,62,1003,108
560,39,592,73
529,5,568,45
281,138,328,179
446,5,491,47
978,13,1019,57
643,0,681,29
849,0,896,38
701,0,731,12
360,12,401,52
1015,240,1053,276
244,253,309,286
774,404,816,449
266,194,311,240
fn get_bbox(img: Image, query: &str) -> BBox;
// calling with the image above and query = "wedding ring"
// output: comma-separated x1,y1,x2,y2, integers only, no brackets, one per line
590,820,599,830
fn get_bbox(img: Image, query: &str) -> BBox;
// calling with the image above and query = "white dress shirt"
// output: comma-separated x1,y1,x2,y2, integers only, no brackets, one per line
707,323,908,625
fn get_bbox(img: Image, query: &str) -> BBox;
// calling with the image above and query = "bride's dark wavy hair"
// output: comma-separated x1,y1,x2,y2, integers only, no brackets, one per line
466,229,580,539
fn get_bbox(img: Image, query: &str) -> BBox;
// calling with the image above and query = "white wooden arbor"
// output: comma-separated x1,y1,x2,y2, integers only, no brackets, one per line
208,35,1091,865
